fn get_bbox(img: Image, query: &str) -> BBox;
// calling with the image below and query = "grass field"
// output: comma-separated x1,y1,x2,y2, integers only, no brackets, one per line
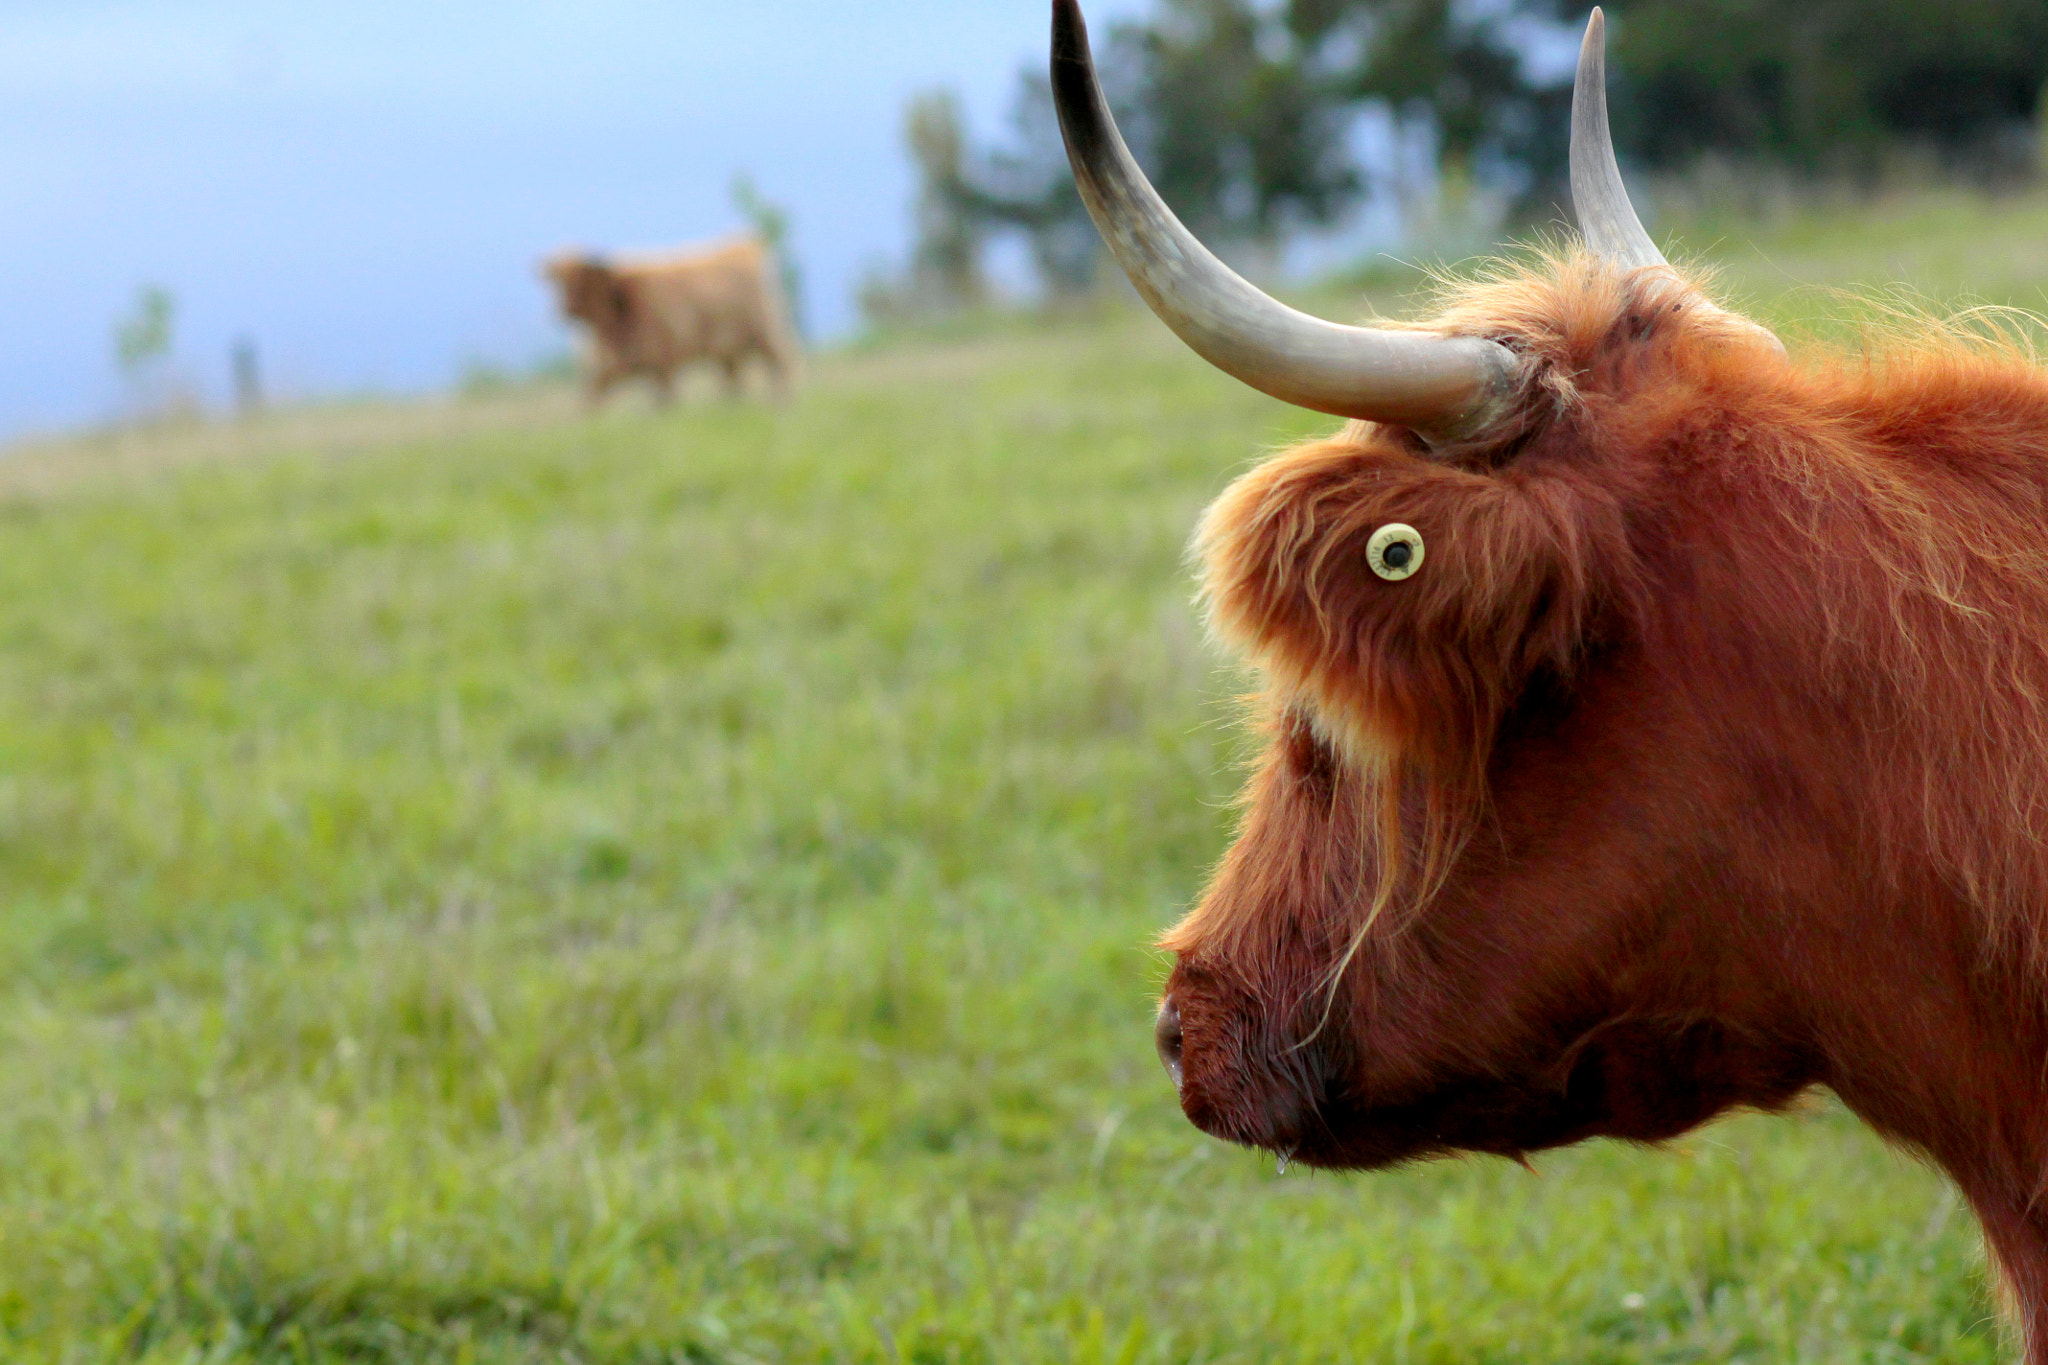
5,190,2048,1363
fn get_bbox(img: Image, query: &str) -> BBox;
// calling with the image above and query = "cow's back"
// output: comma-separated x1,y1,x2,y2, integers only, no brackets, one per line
617,238,795,370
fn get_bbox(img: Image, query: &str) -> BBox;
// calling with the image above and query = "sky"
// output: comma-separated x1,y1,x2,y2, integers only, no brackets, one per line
0,0,1160,439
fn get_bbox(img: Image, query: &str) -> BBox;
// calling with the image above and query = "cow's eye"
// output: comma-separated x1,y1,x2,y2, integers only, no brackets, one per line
1367,523,1424,581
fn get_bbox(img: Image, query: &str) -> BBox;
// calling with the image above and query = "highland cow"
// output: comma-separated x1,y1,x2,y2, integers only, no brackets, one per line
1054,0,2048,1351
542,236,798,407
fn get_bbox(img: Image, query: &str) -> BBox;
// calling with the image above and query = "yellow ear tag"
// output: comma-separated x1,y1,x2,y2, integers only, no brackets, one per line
1367,523,1424,581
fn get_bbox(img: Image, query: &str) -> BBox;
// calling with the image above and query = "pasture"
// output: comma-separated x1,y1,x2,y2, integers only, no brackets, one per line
4,190,2048,1362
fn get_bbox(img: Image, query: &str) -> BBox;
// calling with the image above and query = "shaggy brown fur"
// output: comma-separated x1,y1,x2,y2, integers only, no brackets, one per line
1161,250,2048,1356
542,236,799,407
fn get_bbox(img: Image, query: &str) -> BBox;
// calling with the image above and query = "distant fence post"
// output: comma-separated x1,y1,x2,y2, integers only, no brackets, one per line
232,338,262,417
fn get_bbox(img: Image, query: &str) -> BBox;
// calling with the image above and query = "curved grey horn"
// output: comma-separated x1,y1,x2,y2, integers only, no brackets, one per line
1571,8,1665,269
1051,0,1521,443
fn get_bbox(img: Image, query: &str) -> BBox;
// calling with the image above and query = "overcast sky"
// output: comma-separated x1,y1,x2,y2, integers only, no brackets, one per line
0,0,1162,438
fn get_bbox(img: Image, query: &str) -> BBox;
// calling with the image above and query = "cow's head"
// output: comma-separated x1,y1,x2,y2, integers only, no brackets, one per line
1055,1,1839,1169
542,252,629,331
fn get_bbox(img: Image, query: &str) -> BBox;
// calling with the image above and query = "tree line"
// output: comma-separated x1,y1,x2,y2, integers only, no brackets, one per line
865,0,2048,321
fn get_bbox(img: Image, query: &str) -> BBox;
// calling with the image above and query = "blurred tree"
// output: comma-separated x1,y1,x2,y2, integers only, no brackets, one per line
857,92,985,325
939,0,1361,304
905,90,990,311
898,0,2048,327
1283,0,1576,225
1604,0,2048,178
861,91,991,325
114,284,181,419
955,71,1102,299
730,172,806,337
863,91,988,324
114,284,175,378
1119,0,1362,244
865,77,1104,324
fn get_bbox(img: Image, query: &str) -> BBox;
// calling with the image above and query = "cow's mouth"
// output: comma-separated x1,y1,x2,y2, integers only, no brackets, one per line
1197,1015,1830,1172
1164,993,1349,1157
1175,1058,1589,1172
1164,984,1610,1170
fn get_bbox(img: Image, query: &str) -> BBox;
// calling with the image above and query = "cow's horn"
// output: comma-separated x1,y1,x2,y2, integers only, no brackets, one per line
1570,8,1665,270
1570,10,1785,354
1050,0,1522,444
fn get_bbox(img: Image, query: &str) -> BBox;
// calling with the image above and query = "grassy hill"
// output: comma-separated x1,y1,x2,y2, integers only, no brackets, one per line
3,192,2044,1362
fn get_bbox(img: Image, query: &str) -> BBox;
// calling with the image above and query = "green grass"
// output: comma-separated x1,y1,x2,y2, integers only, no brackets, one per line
1659,181,2048,343
2,190,2043,1362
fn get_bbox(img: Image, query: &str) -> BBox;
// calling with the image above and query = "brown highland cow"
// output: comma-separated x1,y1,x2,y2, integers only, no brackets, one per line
542,235,798,407
1054,0,2048,1351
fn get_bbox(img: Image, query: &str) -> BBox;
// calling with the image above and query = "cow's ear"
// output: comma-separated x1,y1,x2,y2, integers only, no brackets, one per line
1197,432,1622,771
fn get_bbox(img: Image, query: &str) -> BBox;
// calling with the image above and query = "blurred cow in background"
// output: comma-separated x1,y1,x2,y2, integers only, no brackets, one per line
542,235,799,407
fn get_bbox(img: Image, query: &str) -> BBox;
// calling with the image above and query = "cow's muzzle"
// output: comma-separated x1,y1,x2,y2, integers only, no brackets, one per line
1156,973,1328,1156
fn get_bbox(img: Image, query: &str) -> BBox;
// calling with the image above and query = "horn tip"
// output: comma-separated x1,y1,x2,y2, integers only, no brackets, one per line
1576,8,1606,84
1052,0,1089,64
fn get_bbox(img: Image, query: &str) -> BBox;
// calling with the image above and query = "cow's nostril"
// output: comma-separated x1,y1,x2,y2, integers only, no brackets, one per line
1155,998,1184,1091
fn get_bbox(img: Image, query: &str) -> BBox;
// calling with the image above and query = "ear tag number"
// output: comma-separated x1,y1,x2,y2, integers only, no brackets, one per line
1367,523,1424,581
